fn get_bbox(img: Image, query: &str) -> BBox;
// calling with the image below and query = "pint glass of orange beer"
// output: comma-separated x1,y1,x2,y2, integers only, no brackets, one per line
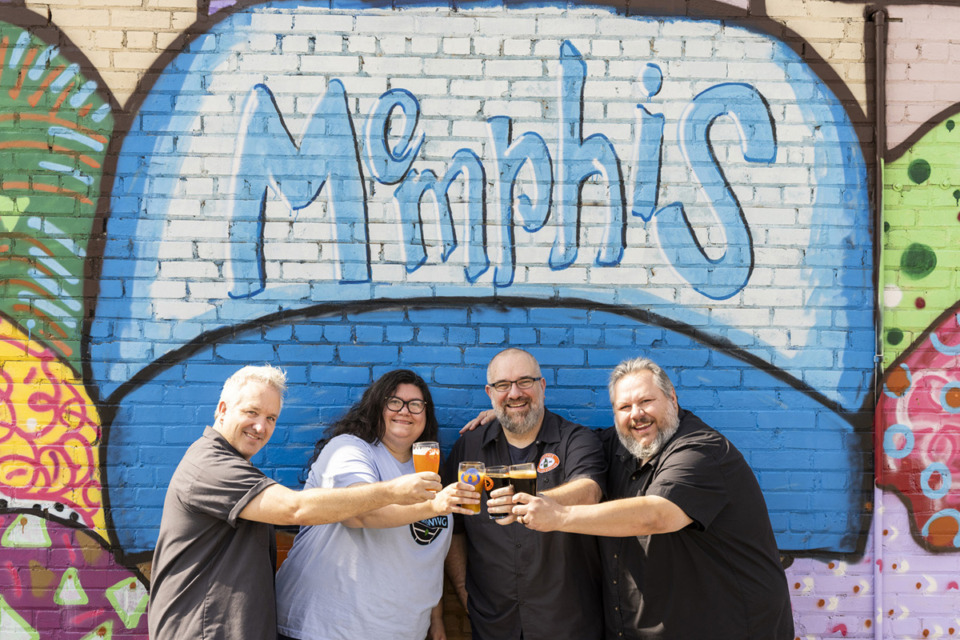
412,441,440,473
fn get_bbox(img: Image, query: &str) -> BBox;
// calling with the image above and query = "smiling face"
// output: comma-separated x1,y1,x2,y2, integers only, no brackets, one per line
213,380,282,460
380,383,427,460
485,350,546,437
612,370,680,462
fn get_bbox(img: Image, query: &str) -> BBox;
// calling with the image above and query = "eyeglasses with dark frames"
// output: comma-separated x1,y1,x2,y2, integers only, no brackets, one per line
487,376,542,393
385,396,427,414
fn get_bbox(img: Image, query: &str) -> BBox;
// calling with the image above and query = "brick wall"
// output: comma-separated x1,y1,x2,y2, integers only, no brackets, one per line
0,0,958,638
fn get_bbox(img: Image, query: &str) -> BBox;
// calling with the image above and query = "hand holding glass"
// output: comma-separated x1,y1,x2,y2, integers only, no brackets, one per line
412,441,440,474
483,465,511,519
458,462,485,514
509,463,538,496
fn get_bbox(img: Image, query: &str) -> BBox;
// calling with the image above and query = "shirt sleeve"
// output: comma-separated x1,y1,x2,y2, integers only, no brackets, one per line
645,436,728,531
316,435,381,488
562,424,607,495
180,451,276,528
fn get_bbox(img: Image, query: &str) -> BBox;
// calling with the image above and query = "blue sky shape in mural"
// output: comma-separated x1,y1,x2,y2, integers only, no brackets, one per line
90,6,872,413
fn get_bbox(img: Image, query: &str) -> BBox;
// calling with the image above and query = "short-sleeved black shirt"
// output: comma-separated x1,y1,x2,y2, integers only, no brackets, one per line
148,427,278,640
599,411,794,639
445,409,606,640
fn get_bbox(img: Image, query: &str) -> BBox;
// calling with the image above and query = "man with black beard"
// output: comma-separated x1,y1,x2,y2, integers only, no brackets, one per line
514,357,795,639
444,348,606,640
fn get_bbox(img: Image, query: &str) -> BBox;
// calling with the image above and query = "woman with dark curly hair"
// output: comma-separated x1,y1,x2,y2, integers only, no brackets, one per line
275,369,478,640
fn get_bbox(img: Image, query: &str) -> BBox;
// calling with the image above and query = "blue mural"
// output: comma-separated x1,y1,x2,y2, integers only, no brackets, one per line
105,304,863,556
87,5,873,558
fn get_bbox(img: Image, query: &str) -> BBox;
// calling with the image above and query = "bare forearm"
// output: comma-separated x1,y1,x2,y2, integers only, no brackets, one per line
241,478,415,526
515,495,693,536
445,534,469,610
541,477,601,506
289,482,408,525
428,600,446,640
343,501,438,528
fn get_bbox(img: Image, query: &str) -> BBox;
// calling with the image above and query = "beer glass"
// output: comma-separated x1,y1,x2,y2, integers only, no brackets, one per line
412,441,440,473
458,462,485,514
483,465,511,519
509,463,537,496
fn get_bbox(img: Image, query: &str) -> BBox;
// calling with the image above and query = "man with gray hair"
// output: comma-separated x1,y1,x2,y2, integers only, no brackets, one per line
148,364,441,640
514,356,794,639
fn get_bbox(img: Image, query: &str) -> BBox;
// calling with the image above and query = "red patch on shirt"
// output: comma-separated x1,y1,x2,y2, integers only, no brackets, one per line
538,453,559,473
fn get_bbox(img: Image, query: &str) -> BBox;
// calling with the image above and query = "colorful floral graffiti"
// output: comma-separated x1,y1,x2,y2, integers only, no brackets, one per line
879,116,960,554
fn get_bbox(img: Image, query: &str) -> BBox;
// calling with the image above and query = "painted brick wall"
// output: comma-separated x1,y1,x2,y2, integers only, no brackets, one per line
0,0,957,638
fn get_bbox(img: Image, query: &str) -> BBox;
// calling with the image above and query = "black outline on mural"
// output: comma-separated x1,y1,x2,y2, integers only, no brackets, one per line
0,1,879,569
97,295,876,566
887,100,960,163
82,0,880,401
0,504,151,585
0,9,121,384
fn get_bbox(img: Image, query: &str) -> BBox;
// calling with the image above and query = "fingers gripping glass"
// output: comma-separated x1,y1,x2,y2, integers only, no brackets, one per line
488,376,543,393
385,396,427,414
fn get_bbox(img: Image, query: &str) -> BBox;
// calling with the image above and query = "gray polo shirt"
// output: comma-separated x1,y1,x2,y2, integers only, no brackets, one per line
148,427,278,640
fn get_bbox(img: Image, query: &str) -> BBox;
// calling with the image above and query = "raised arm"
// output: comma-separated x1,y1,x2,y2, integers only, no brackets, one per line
342,481,479,529
513,493,693,537
238,472,442,526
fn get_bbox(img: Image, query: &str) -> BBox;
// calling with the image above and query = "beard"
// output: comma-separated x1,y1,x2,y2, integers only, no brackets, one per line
617,401,680,463
495,398,545,437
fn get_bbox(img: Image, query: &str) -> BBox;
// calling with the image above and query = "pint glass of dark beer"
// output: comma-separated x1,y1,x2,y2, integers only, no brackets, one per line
484,465,511,519
509,463,537,496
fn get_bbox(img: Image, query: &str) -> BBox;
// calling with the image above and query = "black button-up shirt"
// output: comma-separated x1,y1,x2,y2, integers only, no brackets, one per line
446,409,606,640
599,411,794,639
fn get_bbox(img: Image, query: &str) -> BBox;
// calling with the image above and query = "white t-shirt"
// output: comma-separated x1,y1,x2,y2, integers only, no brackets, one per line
275,434,453,640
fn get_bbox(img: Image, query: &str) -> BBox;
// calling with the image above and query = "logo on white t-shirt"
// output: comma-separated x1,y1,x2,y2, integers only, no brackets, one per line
410,516,448,546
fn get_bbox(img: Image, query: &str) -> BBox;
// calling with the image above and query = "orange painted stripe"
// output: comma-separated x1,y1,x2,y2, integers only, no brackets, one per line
28,64,67,109
9,47,38,102
0,112,108,145
49,81,73,116
11,303,70,340
0,278,57,301
0,255,59,279
0,36,8,86
0,182,93,206
0,234,56,257
0,141,101,169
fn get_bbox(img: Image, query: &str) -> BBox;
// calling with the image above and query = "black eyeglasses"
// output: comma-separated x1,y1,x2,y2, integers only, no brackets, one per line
488,376,542,393
385,396,427,414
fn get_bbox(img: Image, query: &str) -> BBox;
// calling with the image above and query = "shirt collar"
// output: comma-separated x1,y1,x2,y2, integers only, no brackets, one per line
204,425,245,459
479,408,561,448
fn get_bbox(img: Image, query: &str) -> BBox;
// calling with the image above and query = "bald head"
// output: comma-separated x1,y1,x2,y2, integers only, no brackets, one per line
485,348,546,439
486,348,542,384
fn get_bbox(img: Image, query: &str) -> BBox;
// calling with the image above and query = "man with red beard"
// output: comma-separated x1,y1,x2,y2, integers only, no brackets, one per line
514,357,794,639
444,348,606,640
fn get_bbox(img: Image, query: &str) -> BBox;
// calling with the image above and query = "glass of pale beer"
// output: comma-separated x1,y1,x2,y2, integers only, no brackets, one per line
458,461,486,514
